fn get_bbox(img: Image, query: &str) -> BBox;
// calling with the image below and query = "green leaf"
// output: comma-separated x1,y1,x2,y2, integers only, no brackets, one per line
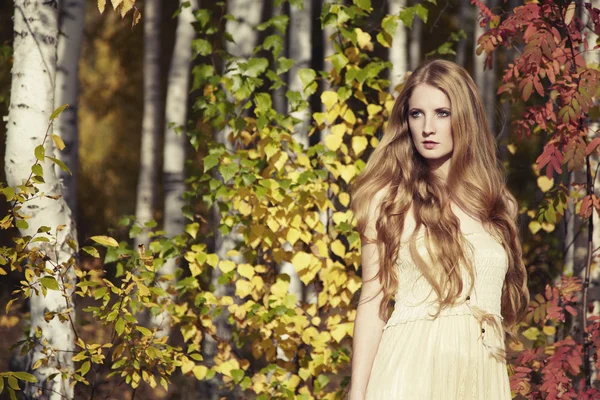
90,235,119,247
46,157,72,175
15,219,28,230
11,372,36,383
276,57,294,75
34,145,45,162
192,38,212,56
185,222,200,239
40,276,60,291
31,164,43,177
414,4,428,23
6,376,18,391
50,104,69,120
330,53,349,74
231,369,244,384
135,326,153,337
82,246,100,258
203,154,219,172
244,58,269,78
219,163,239,183
353,0,371,10
255,93,272,115
3,187,15,201
0,376,4,393
115,318,125,336
94,287,107,300
80,361,91,376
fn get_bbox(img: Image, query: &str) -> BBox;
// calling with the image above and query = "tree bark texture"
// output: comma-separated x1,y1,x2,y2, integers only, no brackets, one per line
135,0,162,248
54,0,86,217
151,0,198,338
6,1,77,399
389,0,407,91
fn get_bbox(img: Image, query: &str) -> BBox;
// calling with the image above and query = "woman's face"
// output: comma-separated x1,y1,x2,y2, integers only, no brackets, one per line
407,83,453,176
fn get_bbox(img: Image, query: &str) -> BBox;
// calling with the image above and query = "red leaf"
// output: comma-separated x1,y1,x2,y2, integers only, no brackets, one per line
565,305,578,316
585,137,600,155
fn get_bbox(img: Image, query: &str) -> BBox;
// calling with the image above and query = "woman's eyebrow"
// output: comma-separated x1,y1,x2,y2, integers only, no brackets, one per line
408,107,451,112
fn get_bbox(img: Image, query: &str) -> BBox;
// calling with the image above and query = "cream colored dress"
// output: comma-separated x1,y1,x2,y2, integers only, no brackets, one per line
365,229,512,400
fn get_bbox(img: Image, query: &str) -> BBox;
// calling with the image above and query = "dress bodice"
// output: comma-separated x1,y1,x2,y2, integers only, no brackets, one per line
384,230,508,329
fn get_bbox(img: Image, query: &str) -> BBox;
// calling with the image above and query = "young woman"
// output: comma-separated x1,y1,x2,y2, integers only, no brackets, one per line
348,59,529,399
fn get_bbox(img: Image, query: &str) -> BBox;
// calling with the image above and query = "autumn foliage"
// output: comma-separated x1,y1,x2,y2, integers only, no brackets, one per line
1,0,600,399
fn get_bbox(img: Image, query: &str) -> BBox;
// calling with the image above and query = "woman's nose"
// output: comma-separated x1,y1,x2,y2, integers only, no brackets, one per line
423,117,435,135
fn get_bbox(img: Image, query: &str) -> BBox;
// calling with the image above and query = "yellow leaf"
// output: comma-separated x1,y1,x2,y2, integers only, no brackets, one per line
118,0,135,17
331,240,346,258
537,176,554,193
218,260,236,273
235,279,253,298
51,134,66,151
367,104,382,117
287,227,301,246
355,28,373,51
192,365,207,380
543,325,556,336
338,164,356,183
347,275,361,294
98,0,106,13
342,108,356,125
320,91,338,111
331,323,347,343
370,136,379,148
305,212,319,229
238,264,255,279
338,192,350,207
271,278,290,298
507,143,517,154
324,134,343,151
111,0,122,9
541,222,555,233
528,221,541,235
330,123,346,136
132,8,141,27
91,235,119,247
181,357,195,374
332,212,347,225
292,252,312,272
352,136,368,156
206,254,219,268
313,112,326,125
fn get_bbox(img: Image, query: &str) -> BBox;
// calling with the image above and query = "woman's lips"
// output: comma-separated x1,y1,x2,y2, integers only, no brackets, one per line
423,141,439,149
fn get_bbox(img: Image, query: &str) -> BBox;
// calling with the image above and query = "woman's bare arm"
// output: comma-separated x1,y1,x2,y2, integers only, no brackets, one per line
349,189,388,399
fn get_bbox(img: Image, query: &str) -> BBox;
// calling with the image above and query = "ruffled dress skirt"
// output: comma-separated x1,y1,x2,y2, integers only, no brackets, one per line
364,313,512,399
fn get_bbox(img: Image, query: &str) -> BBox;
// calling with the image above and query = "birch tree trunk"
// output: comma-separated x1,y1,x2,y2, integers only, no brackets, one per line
6,2,77,398
278,0,312,307
134,0,162,248
472,0,486,93
54,0,85,215
389,0,407,91
409,2,422,71
200,1,263,398
150,0,198,338
455,0,469,66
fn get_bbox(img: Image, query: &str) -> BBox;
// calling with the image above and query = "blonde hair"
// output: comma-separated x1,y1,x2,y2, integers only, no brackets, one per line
350,59,529,342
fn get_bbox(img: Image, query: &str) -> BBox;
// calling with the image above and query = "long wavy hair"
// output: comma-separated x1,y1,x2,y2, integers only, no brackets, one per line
350,59,529,340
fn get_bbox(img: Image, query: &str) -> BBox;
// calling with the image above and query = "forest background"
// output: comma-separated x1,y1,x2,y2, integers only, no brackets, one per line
1,0,600,399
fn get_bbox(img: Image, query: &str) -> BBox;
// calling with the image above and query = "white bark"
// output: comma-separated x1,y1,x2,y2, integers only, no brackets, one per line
278,0,312,308
455,0,469,66
409,8,422,71
150,0,198,337
473,1,486,96
6,2,77,399
319,1,335,234
288,0,312,149
201,1,263,398
389,0,407,91
54,0,85,215
134,0,162,248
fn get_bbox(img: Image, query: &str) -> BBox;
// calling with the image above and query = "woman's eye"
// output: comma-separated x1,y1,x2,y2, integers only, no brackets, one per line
409,111,422,118
438,110,451,117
